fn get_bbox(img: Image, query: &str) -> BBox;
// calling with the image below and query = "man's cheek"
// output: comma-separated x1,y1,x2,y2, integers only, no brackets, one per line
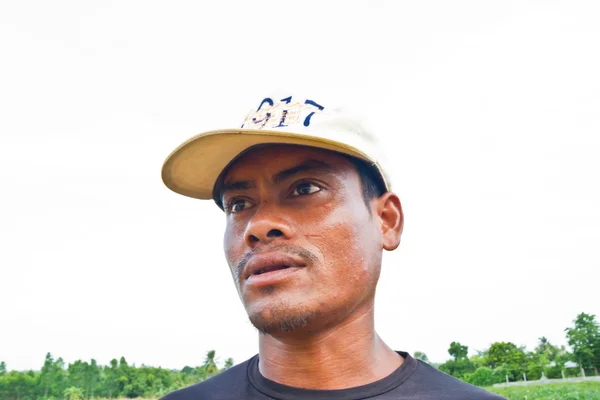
307,224,356,274
223,242,241,283
223,224,244,263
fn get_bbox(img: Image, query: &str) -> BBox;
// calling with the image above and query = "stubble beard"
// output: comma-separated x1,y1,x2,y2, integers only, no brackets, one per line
232,244,322,335
247,300,320,336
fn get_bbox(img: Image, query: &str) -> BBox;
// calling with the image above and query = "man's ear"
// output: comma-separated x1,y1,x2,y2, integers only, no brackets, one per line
375,192,403,251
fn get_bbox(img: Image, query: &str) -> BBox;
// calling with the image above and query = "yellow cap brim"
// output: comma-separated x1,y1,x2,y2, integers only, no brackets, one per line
161,129,389,200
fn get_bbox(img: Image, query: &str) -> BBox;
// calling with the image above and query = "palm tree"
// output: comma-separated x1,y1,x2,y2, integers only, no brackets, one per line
223,358,234,370
202,350,219,377
537,337,551,355
64,386,84,400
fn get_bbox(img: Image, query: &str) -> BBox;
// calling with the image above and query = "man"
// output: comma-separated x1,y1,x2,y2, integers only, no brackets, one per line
160,94,504,399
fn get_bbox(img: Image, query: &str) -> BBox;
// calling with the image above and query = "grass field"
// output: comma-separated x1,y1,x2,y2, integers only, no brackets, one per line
488,381,600,399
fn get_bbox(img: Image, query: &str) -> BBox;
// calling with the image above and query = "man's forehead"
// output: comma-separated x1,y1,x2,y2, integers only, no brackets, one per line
222,145,351,182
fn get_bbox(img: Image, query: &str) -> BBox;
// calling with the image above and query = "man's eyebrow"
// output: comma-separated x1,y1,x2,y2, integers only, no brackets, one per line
220,159,334,199
220,180,256,195
272,159,334,184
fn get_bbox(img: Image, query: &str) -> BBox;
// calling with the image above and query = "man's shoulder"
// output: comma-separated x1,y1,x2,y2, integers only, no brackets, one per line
410,360,506,399
159,358,253,400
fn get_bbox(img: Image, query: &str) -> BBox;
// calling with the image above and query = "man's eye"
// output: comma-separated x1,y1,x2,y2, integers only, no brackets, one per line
228,199,253,213
291,182,321,196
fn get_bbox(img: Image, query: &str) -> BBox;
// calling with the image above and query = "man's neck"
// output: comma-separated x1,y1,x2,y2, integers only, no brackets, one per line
257,303,404,390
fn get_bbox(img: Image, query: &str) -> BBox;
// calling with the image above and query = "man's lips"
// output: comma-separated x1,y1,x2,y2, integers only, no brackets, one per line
243,252,306,281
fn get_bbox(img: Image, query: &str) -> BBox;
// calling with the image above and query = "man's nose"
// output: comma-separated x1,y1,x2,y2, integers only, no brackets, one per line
244,209,294,248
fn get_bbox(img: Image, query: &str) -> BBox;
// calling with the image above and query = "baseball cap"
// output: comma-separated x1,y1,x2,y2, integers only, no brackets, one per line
161,94,392,205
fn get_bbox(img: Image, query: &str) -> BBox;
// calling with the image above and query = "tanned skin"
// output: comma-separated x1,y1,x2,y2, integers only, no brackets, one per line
220,144,404,390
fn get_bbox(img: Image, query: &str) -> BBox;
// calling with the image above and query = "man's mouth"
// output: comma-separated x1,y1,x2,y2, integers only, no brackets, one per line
243,252,306,285
253,264,290,275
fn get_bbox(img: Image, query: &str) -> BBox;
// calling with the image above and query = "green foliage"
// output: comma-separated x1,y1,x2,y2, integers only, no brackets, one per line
202,350,218,377
223,358,234,370
469,353,486,369
413,352,429,363
64,386,84,400
565,312,600,374
485,342,528,381
0,370,38,400
0,350,233,399
181,365,194,375
439,341,475,379
464,367,501,387
439,358,476,379
526,342,570,380
489,381,600,400
448,342,469,361
437,312,597,387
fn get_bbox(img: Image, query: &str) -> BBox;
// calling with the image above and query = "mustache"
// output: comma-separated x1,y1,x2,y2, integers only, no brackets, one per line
234,245,318,282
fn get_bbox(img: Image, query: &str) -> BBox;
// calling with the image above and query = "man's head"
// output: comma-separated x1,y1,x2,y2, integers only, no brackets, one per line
161,94,402,335
218,144,403,335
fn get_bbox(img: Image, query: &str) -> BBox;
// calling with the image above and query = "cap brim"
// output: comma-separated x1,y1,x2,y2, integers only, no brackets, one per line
161,129,387,200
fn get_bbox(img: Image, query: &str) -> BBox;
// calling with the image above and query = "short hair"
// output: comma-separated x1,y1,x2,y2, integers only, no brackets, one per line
346,156,386,208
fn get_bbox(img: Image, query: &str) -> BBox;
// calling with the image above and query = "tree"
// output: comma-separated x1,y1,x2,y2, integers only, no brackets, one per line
64,386,84,400
469,353,486,369
485,342,528,381
53,357,68,398
67,360,88,391
565,312,600,375
117,357,131,395
448,342,469,361
4,370,36,400
413,352,429,363
202,350,218,377
223,358,234,370
439,342,475,379
536,337,552,356
40,352,55,398
0,351,233,399
104,359,120,398
181,366,194,375
533,337,552,376
86,359,101,399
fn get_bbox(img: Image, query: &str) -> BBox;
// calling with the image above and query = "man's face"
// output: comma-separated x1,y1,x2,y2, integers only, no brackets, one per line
221,145,388,335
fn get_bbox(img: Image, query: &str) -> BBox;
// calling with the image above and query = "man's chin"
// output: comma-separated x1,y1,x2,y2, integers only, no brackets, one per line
246,302,319,336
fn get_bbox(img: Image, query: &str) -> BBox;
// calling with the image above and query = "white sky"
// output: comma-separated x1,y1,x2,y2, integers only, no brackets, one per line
1,0,599,372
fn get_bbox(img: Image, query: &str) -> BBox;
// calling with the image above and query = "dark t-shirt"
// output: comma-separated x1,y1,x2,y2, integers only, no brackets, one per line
160,352,505,400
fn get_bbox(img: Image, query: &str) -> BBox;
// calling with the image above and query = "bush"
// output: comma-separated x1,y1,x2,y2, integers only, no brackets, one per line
465,367,501,387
